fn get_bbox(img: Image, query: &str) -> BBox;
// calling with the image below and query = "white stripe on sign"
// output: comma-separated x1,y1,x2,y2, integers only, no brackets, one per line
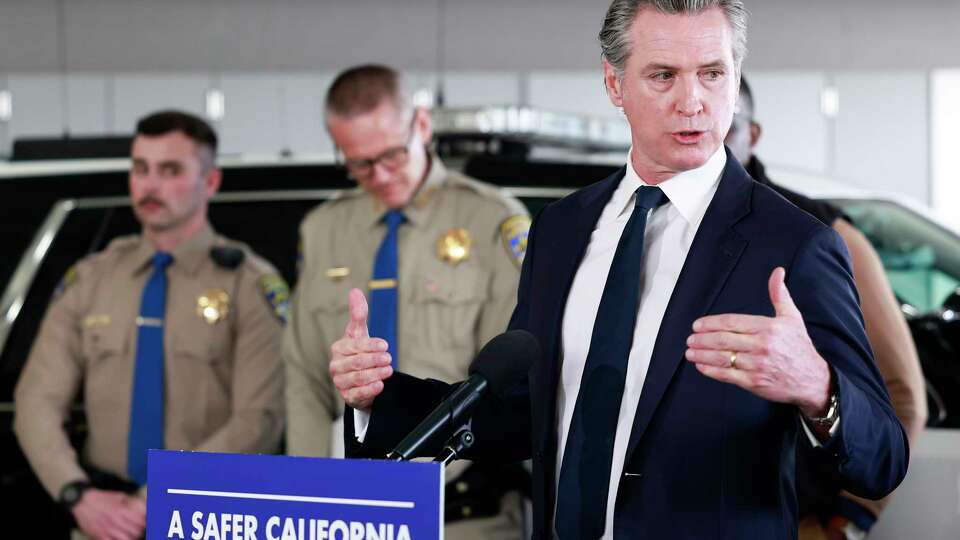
166,489,415,509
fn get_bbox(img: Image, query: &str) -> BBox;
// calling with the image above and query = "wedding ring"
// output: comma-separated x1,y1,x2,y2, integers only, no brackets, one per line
729,351,738,370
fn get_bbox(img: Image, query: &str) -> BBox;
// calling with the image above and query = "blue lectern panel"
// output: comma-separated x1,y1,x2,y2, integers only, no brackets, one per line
147,450,442,540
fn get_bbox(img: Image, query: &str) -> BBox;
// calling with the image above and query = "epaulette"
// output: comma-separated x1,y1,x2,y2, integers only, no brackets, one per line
448,172,528,214
105,235,142,254
326,186,366,205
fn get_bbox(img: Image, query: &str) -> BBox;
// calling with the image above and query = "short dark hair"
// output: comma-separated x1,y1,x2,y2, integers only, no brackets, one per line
134,110,218,156
738,76,755,118
325,64,410,120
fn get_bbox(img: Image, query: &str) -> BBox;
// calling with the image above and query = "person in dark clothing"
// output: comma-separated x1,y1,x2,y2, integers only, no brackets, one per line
726,77,927,540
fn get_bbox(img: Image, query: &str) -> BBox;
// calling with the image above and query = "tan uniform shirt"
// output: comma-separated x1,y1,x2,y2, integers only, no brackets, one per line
284,157,529,456
284,158,529,539
14,224,287,498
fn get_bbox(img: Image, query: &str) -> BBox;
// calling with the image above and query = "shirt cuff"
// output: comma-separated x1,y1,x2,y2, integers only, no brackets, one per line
353,409,371,443
800,410,841,448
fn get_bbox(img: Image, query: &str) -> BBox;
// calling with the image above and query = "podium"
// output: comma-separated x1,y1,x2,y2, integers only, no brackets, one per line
146,450,443,540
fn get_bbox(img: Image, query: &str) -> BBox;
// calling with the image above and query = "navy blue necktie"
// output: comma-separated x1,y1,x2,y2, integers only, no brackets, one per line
555,186,668,539
369,210,404,371
127,251,173,485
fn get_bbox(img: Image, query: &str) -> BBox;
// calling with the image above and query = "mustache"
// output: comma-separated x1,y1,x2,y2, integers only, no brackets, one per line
136,196,166,208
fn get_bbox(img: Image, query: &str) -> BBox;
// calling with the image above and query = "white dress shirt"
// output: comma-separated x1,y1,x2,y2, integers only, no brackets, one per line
353,147,835,536
554,147,726,538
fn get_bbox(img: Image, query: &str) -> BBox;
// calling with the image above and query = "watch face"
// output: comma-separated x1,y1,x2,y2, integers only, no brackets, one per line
61,483,88,506
62,485,80,504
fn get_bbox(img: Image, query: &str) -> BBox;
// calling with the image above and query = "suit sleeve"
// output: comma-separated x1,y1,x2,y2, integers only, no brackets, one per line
788,226,909,500
832,219,926,522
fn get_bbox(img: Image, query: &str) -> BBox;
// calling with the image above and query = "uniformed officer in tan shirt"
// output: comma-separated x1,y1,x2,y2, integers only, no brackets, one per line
14,111,287,540
284,65,530,539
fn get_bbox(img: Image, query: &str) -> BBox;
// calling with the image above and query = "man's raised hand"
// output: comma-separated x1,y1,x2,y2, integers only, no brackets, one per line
329,288,393,411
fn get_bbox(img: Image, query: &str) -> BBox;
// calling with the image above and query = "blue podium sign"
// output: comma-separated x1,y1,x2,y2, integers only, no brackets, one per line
147,450,443,540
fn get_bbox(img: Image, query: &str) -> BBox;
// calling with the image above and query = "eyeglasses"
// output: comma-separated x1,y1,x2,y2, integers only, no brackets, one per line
339,116,418,180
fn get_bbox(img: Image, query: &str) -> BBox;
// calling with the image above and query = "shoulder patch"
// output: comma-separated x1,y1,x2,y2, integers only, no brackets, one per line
53,265,78,300
258,274,290,325
500,215,531,268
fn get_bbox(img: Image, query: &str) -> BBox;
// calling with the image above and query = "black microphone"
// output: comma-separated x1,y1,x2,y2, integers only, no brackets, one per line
386,329,538,461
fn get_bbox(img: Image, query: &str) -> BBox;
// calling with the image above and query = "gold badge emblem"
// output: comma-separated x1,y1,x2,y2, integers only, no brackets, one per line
197,289,230,324
437,229,472,266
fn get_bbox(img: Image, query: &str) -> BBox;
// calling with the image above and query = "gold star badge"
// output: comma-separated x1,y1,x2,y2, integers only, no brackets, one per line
197,289,230,324
437,228,472,266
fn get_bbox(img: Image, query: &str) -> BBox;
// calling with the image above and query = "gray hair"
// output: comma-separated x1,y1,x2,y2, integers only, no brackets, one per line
599,0,749,77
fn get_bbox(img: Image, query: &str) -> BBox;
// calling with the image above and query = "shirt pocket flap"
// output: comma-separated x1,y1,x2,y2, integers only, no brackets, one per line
81,320,125,363
311,278,354,315
410,265,490,306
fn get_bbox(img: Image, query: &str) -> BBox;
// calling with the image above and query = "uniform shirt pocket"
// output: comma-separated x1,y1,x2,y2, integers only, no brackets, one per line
167,322,234,442
309,278,355,353
312,278,352,315
407,263,490,355
82,324,129,412
170,323,232,393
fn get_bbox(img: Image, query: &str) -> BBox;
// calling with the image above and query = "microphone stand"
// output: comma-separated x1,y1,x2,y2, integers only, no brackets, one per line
433,425,475,467
386,423,475,466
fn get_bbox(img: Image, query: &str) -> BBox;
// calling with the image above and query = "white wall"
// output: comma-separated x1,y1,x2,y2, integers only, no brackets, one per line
0,68,932,205
0,0,949,205
4,1,960,72
931,70,960,232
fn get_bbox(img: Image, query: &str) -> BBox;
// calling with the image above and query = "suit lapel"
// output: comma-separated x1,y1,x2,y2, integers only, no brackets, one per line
624,153,753,462
538,167,625,372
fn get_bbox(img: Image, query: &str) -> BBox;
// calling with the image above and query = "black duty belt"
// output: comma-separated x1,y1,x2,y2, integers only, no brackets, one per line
444,461,530,524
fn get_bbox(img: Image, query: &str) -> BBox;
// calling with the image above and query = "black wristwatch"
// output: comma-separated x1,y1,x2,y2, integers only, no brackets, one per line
59,480,92,510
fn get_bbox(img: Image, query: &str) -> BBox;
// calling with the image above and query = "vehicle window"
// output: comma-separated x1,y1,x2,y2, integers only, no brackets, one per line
832,198,960,313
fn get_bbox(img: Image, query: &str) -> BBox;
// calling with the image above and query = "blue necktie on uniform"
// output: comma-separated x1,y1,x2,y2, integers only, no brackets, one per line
369,210,404,371
127,251,173,485
555,186,668,539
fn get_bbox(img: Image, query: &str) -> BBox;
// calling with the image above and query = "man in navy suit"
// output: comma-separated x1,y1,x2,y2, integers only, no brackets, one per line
328,1,909,538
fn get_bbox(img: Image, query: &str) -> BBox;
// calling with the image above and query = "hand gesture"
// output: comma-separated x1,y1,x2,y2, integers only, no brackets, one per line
685,267,832,418
329,288,393,411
